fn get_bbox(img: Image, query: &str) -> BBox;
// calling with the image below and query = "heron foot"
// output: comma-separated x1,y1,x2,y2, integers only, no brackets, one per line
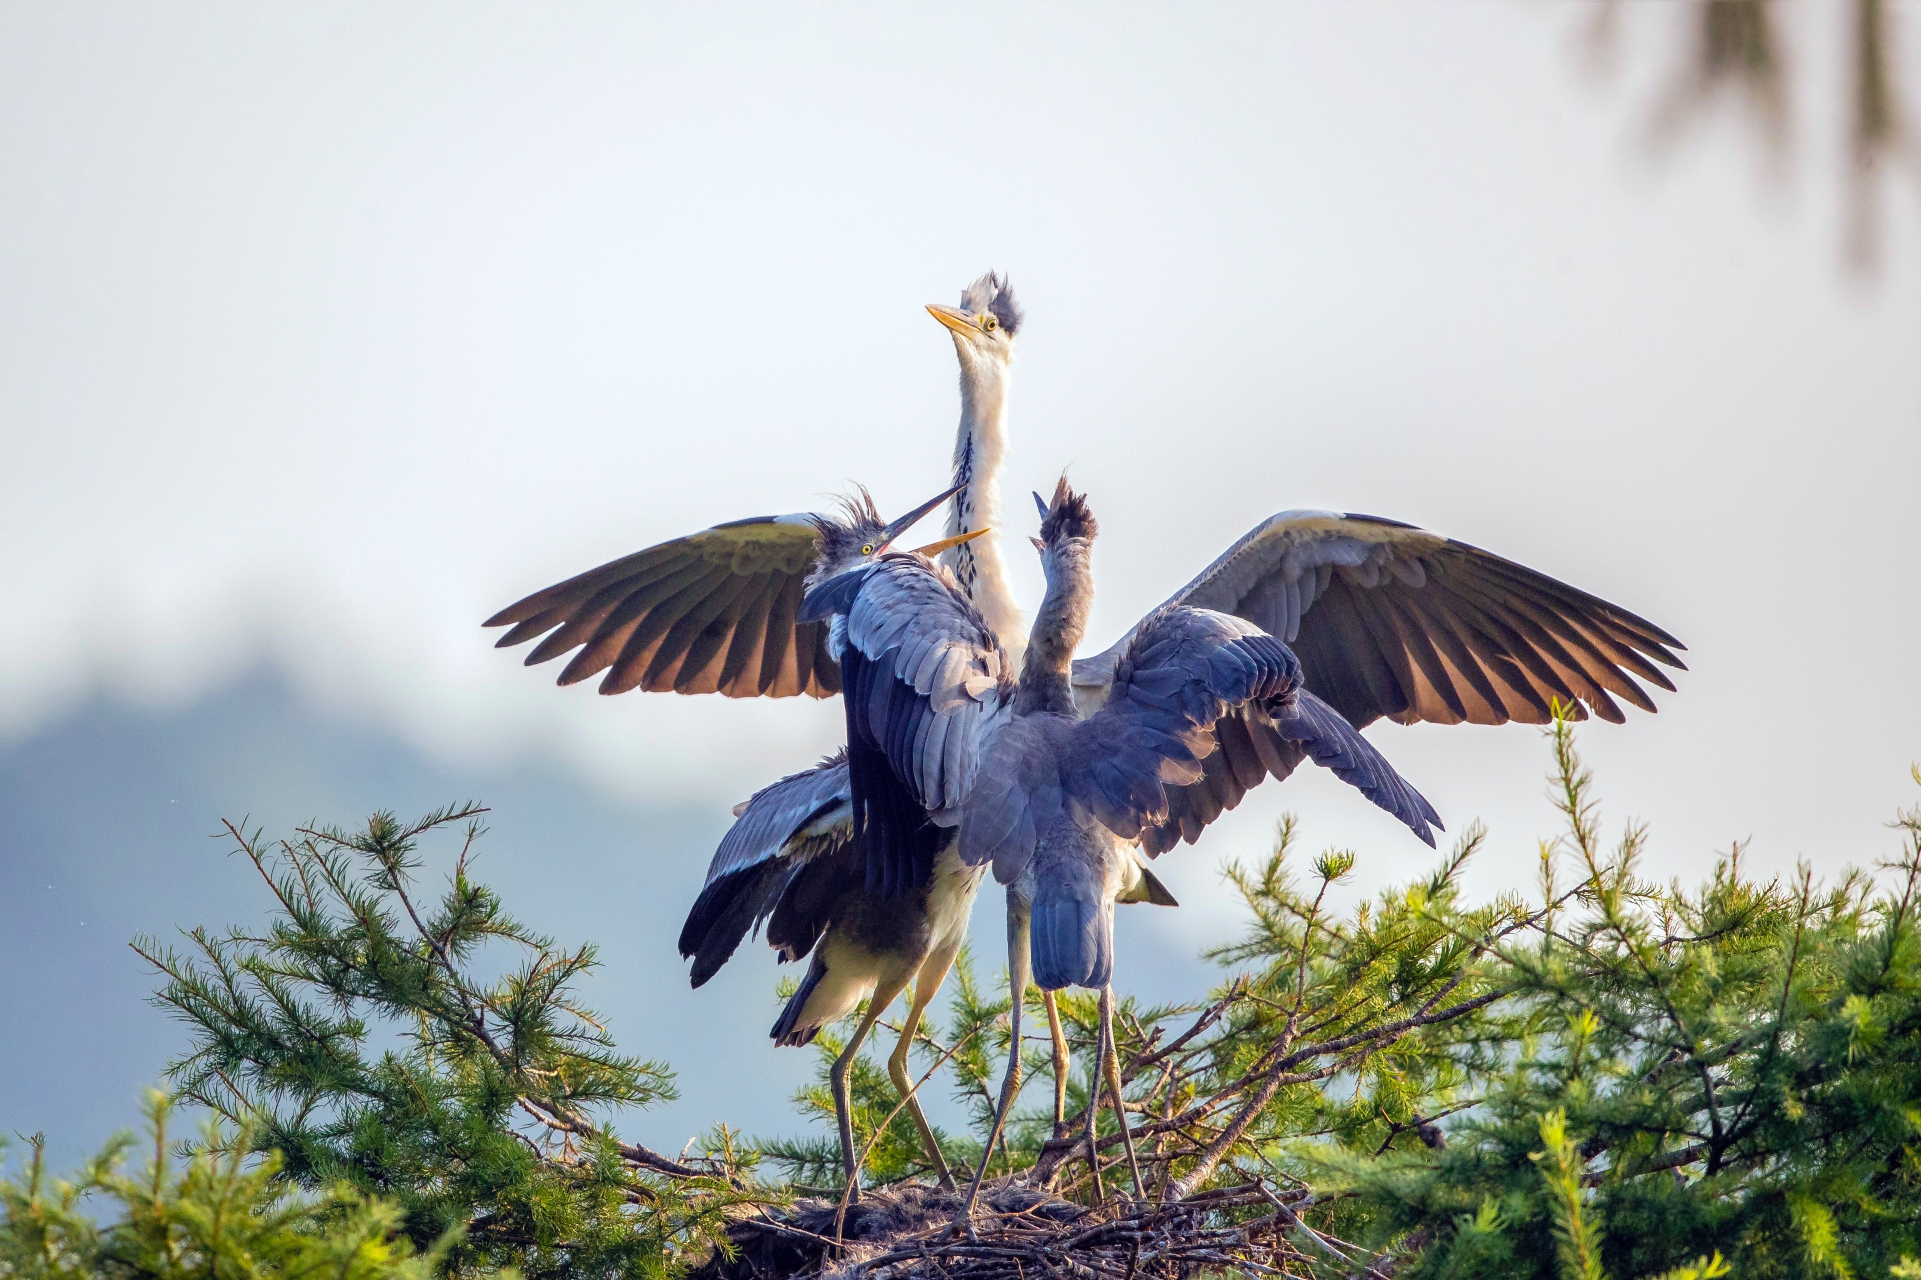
943,1201,981,1242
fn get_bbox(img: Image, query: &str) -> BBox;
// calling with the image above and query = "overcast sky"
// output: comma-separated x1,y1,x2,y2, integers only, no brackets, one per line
3,3,1918,991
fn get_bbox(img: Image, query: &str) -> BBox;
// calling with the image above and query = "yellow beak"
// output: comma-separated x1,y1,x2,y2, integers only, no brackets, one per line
926,303,977,337
910,527,990,557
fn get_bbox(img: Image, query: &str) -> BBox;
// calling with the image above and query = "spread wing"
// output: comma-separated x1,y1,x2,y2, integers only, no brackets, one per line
969,606,1438,884
800,555,1010,897
677,753,852,987
485,515,839,698
1137,708,1306,857
1074,511,1684,729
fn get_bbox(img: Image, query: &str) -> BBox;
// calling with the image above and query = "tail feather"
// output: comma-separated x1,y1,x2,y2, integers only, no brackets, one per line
680,862,798,988
1031,896,1114,990
770,958,829,1047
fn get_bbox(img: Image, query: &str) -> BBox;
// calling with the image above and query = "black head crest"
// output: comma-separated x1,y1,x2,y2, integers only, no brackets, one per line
810,486,885,563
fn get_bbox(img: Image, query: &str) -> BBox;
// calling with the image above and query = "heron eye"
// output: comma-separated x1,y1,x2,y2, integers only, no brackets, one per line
861,543,875,556
981,315,997,332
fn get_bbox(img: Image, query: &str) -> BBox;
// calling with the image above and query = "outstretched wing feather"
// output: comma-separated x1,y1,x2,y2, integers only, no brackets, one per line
1076,511,1683,729
484,516,837,699
678,755,853,986
1062,607,1441,860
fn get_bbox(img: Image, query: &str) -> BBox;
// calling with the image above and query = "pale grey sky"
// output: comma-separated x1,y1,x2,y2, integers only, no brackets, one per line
3,0,1918,959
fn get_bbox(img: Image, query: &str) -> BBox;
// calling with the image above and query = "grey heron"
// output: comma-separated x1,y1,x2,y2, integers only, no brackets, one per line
482,270,1686,1192
676,486,1171,1198
673,484,992,1195
486,274,1088,1187
481,272,1026,698
797,478,1441,1219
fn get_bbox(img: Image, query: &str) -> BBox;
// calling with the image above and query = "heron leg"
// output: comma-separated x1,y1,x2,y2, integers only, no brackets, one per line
831,972,913,1205
958,891,1031,1229
1100,984,1145,1199
1085,993,1107,1204
890,941,961,1191
1044,989,1070,1139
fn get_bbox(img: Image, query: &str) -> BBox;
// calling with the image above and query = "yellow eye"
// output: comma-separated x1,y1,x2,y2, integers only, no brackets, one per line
861,543,875,556
981,315,997,332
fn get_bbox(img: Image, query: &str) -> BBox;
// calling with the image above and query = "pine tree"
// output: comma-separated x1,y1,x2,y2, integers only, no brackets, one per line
1325,722,1921,1278
129,805,759,1280
14,717,1920,1279
2,1093,448,1280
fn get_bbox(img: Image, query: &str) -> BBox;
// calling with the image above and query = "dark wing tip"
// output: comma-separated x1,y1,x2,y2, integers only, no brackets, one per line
1340,512,1422,530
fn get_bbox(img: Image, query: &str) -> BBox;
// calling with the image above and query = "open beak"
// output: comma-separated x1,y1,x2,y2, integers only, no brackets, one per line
912,527,990,557
926,303,977,337
876,483,964,552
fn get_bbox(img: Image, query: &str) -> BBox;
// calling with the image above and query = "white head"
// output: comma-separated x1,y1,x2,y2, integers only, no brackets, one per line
926,271,1022,383
926,271,1027,666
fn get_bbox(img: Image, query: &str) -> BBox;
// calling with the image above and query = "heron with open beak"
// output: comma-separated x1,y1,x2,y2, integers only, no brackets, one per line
482,272,1687,1205
675,485,995,1197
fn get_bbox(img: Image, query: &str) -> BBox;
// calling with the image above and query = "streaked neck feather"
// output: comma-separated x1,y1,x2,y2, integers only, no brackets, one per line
942,354,1024,664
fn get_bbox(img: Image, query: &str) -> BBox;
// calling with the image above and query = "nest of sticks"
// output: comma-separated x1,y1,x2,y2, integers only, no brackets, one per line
693,1176,1356,1280
685,959,1484,1279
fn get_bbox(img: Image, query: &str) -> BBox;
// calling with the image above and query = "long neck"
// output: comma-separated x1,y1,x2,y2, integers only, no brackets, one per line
1015,542,1091,716
941,351,1025,665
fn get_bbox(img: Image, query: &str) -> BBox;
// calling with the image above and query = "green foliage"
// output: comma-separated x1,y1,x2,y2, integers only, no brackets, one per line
775,808,1520,1240
1,1093,446,1280
1334,725,1921,1280
1533,1109,1605,1280
132,806,759,1280
25,714,1920,1278
768,717,1921,1278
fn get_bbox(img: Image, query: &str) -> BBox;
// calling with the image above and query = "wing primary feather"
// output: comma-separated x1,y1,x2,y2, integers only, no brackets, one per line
759,572,807,697
715,575,779,695
646,568,763,692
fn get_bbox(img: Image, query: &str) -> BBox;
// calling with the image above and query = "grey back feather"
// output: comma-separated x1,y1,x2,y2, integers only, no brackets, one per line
830,555,1010,812
704,753,852,884
802,551,1014,894
961,605,1442,887
1029,838,1115,989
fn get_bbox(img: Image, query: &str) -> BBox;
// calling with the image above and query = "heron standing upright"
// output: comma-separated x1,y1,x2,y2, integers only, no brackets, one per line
483,272,1687,1195
677,484,1175,1197
671,484,991,1193
486,275,1083,1190
797,477,1442,1219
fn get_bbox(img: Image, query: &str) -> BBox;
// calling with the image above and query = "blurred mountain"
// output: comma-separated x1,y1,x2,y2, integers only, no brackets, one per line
0,670,1214,1171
